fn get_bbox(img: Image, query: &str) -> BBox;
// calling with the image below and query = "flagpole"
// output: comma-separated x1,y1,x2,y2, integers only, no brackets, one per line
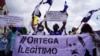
48,5,52,11
45,4,52,22
77,22,82,30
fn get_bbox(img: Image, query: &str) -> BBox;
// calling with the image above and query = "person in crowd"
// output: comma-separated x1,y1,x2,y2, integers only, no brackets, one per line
32,21,45,35
16,27,27,35
80,23,100,56
45,21,66,35
21,27,27,34
0,34,8,56
31,15,39,27
5,26,20,56
0,26,8,56
80,23,100,43
68,31,72,35
71,27,78,35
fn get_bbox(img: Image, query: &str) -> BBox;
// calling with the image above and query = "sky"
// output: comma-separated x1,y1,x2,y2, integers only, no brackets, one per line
5,0,100,33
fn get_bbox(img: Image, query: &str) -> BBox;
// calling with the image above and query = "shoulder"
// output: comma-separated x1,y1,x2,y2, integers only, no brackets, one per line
58,30,63,33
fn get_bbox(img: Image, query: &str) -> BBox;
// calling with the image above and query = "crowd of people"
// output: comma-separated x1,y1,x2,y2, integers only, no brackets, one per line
0,21,100,56
29,21,100,56
0,26,27,56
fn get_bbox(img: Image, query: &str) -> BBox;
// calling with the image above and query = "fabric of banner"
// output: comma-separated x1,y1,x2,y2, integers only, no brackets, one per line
13,34,95,56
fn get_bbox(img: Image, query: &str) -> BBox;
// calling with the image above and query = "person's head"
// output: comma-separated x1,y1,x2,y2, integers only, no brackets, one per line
72,27,78,34
11,27,17,33
37,24,44,32
8,25,13,30
68,31,72,35
20,27,27,34
53,24,59,31
80,23,94,34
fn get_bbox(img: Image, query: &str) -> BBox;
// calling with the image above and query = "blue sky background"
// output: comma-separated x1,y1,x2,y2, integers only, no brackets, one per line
5,0,100,33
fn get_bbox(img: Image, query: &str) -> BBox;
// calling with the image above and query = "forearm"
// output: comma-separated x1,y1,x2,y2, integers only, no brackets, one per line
45,21,50,32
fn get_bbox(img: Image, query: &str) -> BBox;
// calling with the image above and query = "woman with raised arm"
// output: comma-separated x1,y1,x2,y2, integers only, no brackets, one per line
45,21,66,35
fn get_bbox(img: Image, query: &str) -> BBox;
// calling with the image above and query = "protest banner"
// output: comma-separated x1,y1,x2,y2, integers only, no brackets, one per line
0,15,24,27
13,34,95,56
45,11,68,21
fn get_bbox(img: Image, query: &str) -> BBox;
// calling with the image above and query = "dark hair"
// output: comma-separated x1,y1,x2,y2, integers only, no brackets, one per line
53,24,59,31
80,23,94,34
68,31,71,34
72,27,77,32
11,27,17,33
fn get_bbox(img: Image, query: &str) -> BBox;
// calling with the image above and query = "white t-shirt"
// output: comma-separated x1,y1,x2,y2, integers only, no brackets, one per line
33,31,45,35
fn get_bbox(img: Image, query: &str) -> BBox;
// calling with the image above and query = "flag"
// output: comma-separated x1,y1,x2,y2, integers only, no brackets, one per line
43,0,53,6
0,0,8,15
60,1,68,13
32,0,43,17
32,15,39,26
81,9,100,22
31,0,43,26
32,7,41,17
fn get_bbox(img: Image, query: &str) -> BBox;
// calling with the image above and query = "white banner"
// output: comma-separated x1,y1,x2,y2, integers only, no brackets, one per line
13,34,95,56
0,15,24,27
45,11,68,21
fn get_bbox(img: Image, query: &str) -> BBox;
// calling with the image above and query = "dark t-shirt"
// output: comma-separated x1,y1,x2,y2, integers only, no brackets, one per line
49,30,63,35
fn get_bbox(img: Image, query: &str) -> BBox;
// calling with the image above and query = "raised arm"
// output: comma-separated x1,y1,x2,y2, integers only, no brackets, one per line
64,27,67,35
45,21,51,33
60,21,66,31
